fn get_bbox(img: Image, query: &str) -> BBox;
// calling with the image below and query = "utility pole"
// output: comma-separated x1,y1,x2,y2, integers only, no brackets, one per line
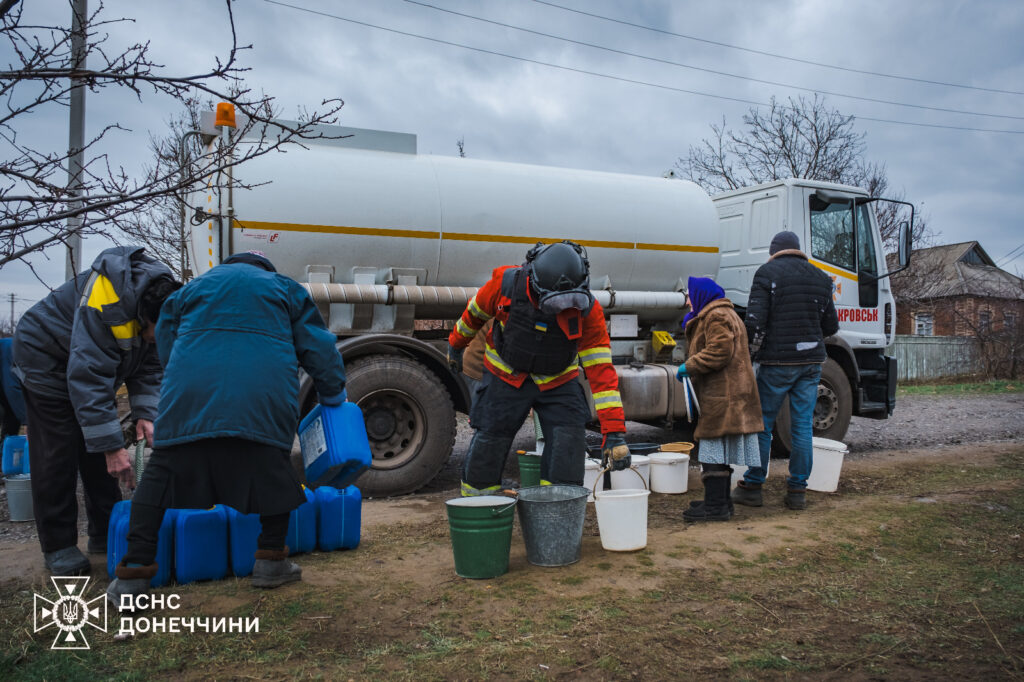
65,0,87,280
8,293,14,331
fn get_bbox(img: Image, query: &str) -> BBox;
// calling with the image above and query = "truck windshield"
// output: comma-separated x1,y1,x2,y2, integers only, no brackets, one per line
809,196,855,271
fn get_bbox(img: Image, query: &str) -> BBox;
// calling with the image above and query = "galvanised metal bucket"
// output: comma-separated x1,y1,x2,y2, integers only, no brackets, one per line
5,474,33,522
516,484,589,567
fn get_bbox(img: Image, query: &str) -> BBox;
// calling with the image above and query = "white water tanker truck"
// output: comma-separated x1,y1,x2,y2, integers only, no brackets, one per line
186,121,912,496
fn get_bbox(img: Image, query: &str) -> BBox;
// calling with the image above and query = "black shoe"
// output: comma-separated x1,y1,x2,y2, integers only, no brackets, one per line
44,546,91,576
733,481,763,507
784,489,807,510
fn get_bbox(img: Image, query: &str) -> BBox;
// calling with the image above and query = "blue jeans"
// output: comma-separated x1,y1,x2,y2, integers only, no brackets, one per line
743,363,822,490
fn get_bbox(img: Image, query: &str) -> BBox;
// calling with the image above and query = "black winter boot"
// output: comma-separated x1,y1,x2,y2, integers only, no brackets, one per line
733,480,764,507
784,489,807,510
251,548,302,588
106,560,158,611
683,465,732,522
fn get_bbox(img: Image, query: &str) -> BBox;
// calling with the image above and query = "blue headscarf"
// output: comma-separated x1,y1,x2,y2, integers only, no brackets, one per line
682,276,725,328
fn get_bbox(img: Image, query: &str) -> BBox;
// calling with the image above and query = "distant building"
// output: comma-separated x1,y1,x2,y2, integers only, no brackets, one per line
892,241,1024,337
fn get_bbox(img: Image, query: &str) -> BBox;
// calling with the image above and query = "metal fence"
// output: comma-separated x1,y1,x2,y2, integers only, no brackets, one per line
890,335,982,382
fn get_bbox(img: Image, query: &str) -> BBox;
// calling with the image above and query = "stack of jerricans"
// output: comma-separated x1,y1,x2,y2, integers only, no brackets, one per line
108,402,371,586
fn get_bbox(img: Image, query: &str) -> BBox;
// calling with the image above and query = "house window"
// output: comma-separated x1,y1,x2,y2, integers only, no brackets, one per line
914,312,934,336
1005,312,1017,331
979,310,991,333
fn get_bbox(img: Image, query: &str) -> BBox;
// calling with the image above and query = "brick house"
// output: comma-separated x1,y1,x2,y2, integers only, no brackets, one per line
891,241,1024,337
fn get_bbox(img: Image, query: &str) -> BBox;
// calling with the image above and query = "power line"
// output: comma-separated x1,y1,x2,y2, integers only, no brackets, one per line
403,0,1023,121
259,0,1024,135
997,241,1024,267
532,0,1024,97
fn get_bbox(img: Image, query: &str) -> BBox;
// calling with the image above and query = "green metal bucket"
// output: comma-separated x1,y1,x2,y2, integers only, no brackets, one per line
445,496,517,579
517,450,542,488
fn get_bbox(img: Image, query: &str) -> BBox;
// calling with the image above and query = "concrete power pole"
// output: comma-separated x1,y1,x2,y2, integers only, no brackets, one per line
8,293,14,332
65,0,87,280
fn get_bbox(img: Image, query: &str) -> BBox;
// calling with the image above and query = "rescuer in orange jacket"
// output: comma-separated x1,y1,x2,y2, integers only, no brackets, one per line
447,241,630,495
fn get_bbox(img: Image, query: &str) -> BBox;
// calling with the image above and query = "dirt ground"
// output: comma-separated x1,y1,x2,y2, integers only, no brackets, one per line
1,391,1023,581
1,392,1022,679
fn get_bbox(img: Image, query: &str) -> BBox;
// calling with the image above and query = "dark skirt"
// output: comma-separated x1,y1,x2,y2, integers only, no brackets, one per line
132,437,307,516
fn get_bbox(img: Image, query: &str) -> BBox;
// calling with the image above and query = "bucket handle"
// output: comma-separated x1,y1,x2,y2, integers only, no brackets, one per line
592,464,648,498
491,498,518,516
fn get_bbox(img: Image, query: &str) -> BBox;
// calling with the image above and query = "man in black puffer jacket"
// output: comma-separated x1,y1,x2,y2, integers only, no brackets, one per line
735,231,839,511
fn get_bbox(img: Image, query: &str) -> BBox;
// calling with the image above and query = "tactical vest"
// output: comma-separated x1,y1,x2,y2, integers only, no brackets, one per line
492,267,579,375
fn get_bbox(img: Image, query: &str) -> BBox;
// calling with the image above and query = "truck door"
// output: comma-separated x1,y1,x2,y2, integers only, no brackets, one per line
854,202,879,309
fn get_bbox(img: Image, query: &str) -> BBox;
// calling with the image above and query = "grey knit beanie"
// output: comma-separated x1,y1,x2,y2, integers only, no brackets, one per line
769,231,801,255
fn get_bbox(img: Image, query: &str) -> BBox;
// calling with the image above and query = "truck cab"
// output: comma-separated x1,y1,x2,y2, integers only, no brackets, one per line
713,179,908,448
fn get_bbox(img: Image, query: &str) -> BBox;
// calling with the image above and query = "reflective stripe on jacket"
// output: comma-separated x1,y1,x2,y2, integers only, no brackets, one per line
12,246,171,453
449,265,625,434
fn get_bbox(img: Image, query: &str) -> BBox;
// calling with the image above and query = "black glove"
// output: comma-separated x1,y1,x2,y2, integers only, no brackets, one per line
601,432,631,471
447,345,464,373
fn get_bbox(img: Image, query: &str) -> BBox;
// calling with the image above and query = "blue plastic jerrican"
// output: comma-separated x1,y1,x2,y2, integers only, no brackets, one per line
174,506,229,584
286,487,317,556
298,402,371,488
106,500,177,587
314,485,362,551
1,435,29,475
227,507,262,577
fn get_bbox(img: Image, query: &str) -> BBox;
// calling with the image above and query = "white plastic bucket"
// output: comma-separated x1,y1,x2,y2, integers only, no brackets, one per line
594,489,650,551
648,453,689,494
807,437,848,492
582,458,603,502
731,460,768,489
611,454,650,490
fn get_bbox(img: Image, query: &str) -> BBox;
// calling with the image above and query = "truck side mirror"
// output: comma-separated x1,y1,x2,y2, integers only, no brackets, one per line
898,221,912,268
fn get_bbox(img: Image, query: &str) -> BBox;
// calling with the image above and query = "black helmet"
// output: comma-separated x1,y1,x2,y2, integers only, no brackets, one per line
525,241,593,314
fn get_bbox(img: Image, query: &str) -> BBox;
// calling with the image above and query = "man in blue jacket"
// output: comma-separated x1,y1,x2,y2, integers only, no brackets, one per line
13,246,180,575
107,252,346,606
736,231,840,511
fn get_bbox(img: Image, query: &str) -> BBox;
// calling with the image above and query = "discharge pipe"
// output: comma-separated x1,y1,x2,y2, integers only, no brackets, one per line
302,283,688,320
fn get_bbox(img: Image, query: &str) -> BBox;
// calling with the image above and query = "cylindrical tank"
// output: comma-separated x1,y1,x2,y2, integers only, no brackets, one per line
191,141,720,300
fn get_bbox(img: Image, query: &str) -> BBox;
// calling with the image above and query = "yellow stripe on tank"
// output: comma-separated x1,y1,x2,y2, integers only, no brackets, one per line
238,220,718,254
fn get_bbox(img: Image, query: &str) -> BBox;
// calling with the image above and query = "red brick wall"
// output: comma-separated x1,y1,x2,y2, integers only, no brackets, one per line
897,296,1024,337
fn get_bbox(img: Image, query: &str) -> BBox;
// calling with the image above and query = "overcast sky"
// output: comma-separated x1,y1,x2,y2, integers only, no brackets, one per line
3,0,1023,320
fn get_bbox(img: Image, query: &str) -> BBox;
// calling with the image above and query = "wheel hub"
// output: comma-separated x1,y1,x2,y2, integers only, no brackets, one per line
814,383,839,431
357,389,426,470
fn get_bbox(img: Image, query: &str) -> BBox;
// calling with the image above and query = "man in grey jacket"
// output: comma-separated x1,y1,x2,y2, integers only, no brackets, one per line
13,246,180,575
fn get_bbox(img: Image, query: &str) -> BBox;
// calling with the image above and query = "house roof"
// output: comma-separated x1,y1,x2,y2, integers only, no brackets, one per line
892,241,1024,300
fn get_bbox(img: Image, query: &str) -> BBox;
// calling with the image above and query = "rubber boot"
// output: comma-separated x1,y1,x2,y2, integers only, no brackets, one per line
733,480,763,507
251,548,302,588
784,488,807,510
44,546,91,576
683,465,732,522
106,560,158,611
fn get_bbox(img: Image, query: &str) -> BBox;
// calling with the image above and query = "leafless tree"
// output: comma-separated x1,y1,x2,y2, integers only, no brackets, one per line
456,137,466,158
0,0,345,269
676,95,932,255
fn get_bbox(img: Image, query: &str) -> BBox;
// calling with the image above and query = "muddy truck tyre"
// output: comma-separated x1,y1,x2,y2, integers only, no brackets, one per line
771,358,853,457
344,354,457,497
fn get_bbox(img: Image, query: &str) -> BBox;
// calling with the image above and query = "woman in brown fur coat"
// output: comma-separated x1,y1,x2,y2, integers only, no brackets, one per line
677,276,762,522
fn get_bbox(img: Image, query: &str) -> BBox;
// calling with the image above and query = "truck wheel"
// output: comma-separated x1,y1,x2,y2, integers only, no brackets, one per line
345,354,456,496
770,358,852,457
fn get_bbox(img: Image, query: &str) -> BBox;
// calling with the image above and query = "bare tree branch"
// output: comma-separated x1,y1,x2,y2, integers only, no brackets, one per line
675,94,935,255
0,0,345,270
